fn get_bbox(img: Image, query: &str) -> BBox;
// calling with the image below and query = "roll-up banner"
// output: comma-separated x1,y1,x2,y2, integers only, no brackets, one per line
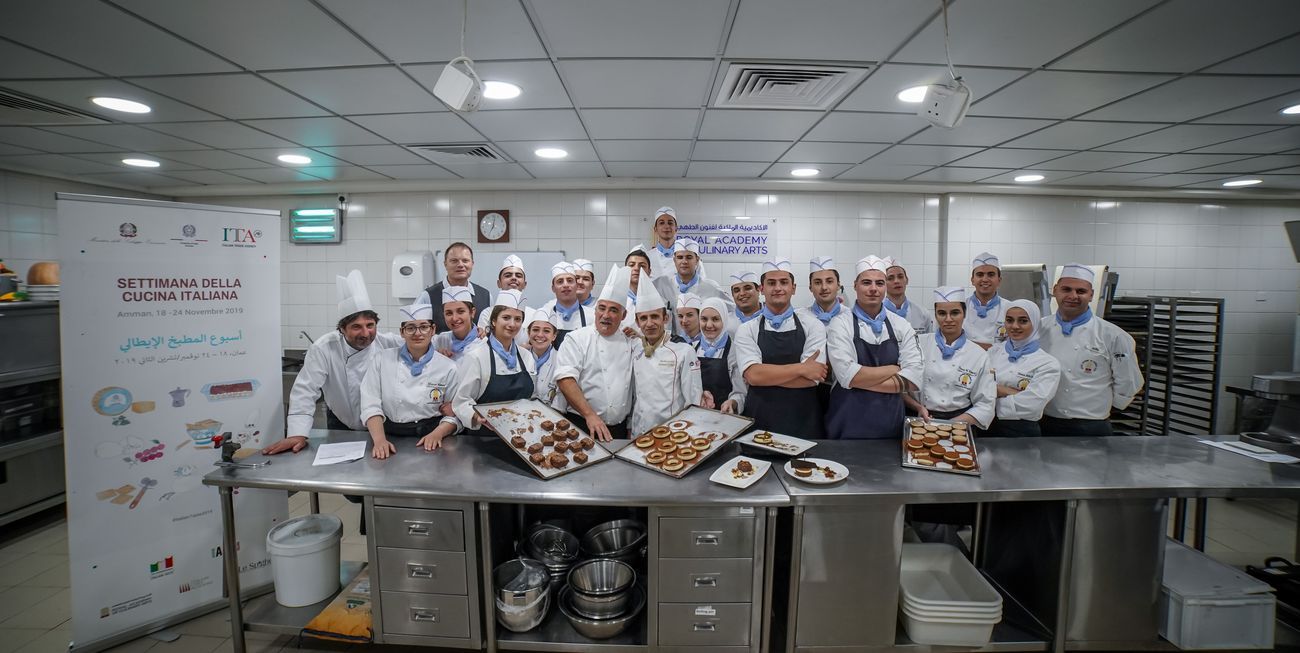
57,194,288,651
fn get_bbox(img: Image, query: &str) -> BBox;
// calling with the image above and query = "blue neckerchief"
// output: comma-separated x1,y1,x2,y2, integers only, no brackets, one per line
1005,338,1041,363
489,335,518,371
935,331,967,360
627,290,637,303
655,242,674,257
676,273,699,294
853,304,887,335
535,346,552,370
399,344,436,377
1056,307,1093,336
809,301,842,325
553,300,581,322
884,296,909,318
698,333,729,358
580,295,594,307
736,308,760,324
683,331,702,346
761,305,795,329
971,293,1001,319
450,328,478,357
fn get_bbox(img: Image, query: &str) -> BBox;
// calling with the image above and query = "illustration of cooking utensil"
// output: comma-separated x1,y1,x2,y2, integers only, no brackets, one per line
130,477,157,509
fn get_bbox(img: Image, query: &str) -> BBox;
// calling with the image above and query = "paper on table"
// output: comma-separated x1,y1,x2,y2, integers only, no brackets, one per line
313,441,368,466
1200,439,1300,464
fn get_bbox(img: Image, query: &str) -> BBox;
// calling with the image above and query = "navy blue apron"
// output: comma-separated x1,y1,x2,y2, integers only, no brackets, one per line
743,315,825,438
697,339,733,406
552,305,586,350
468,348,535,437
985,418,1041,437
825,313,904,439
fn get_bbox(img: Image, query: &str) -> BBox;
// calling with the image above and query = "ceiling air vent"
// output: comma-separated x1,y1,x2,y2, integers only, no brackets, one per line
713,63,870,110
0,89,110,125
404,143,512,164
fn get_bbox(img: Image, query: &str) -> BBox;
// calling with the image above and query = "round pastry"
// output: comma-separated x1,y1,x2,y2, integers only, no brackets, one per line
935,423,953,432
909,431,925,441
671,432,690,444
635,435,655,449
954,445,970,453
930,444,947,455
910,428,927,438
651,426,671,439
794,465,813,477
549,452,569,468
952,434,968,444
922,435,939,447
668,419,692,431
556,419,571,430
554,441,569,453
938,439,954,448
907,440,924,450
943,451,959,462
956,458,975,470
924,424,940,432
540,435,555,446
951,422,967,431
915,458,936,467
656,441,677,453
663,458,685,472
511,436,527,449
573,451,589,464
936,462,954,470
912,451,931,461
646,451,668,465
691,438,711,450
540,420,555,431
677,448,698,461
527,443,544,454
529,452,545,464
753,431,773,444
580,437,595,450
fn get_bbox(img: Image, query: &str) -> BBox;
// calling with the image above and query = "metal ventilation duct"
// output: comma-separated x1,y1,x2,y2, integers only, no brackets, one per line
403,143,513,164
0,89,111,125
712,63,870,110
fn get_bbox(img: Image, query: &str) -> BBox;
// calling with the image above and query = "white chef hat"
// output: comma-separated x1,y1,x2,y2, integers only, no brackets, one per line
336,269,373,318
1060,263,1096,285
551,261,574,280
442,285,474,306
761,256,792,277
730,270,759,287
655,206,677,220
500,254,524,274
855,255,889,276
634,275,667,313
678,293,703,311
1005,299,1042,342
972,252,1000,270
627,244,650,258
597,265,632,303
673,239,700,256
400,303,433,323
809,256,834,271
493,288,526,310
526,306,556,329
933,286,966,304
572,258,594,274
882,256,901,269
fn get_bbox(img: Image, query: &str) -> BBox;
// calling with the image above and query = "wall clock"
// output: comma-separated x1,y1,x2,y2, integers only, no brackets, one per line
477,210,510,243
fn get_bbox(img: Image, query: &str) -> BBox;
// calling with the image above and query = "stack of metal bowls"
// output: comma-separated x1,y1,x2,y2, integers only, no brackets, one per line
559,559,644,639
493,558,550,632
523,523,580,588
579,519,647,565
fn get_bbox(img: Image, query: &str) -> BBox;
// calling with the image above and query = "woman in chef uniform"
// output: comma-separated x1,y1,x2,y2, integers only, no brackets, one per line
453,289,536,437
647,206,679,280
986,299,1061,437
359,303,462,457
432,285,480,361
525,307,563,409
906,286,995,430
676,293,703,345
696,297,746,414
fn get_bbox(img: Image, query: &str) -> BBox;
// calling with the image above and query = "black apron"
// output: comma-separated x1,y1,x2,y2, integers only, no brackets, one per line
697,339,733,406
1038,415,1113,437
743,315,825,438
424,282,492,333
467,347,535,437
825,314,904,439
985,418,1041,437
552,304,587,349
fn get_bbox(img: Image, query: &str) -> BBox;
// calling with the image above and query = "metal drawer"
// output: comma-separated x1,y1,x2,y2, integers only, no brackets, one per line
380,591,471,640
377,547,467,595
658,517,754,558
658,557,754,603
657,602,751,647
373,507,464,551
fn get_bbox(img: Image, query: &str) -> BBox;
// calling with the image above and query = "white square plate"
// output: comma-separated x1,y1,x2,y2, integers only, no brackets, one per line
708,455,772,489
736,430,817,456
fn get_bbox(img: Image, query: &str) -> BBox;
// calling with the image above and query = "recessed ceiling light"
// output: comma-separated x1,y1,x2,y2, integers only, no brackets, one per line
735,215,751,220
790,168,820,177
535,148,568,159
91,97,152,114
277,154,312,165
897,86,928,103
122,158,160,168
1281,103,1300,115
1222,178,1262,187
1014,174,1045,183
482,81,522,100
1093,201,1118,209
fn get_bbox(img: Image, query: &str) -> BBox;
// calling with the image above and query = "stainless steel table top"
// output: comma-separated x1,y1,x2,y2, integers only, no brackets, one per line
202,430,791,507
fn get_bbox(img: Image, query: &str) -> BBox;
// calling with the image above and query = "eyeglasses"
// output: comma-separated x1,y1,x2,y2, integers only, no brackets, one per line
401,324,433,335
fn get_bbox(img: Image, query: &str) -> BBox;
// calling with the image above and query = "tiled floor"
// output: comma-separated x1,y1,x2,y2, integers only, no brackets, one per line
1,494,1295,653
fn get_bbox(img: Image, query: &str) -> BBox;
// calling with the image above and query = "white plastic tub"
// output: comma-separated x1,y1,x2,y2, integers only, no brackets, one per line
898,543,1003,647
1160,539,1275,650
900,610,998,647
266,514,343,607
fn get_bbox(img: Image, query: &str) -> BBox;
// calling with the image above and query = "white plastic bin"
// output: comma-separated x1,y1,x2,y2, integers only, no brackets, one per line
899,543,1003,647
266,514,343,607
1160,539,1275,650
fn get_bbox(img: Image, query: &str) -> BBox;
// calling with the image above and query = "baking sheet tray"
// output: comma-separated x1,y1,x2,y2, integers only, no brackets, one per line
615,405,754,479
899,416,982,476
475,398,613,479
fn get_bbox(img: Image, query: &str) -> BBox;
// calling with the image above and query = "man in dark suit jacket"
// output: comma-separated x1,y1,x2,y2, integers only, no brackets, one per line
417,242,492,332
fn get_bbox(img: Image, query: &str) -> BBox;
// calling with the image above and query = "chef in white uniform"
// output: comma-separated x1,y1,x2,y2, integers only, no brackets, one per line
573,258,597,308
432,285,481,361
676,293,703,345
907,286,995,430
883,257,934,334
359,303,462,457
622,246,679,334
671,239,731,308
729,270,763,326
987,299,1062,437
646,206,680,280
555,266,637,441
452,289,537,436
696,297,747,414
525,307,563,410
628,276,706,436
1039,264,1143,436
476,254,528,332
269,270,402,454
964,252,1007,348
539,261,592,348
797,256,843,415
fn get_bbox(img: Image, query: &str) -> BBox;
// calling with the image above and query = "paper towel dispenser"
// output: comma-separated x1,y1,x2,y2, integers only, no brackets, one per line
392,251,435,299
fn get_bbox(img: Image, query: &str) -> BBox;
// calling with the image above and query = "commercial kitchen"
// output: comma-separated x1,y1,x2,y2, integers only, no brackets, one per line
2,1,1300,653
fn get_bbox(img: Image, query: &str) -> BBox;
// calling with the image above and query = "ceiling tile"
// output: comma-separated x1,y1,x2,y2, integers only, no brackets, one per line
0,127,122,153
82,171,195,187
692,141,789,162
144,122,298,149
214,167,323,183
0,143,40,156
520,161,607,178
895,0,1156,67
150,149,275,169
1189,127,1300,154
866,145,984,166
1106,154,1259,174
0,153,123,175
464,110,586,141
908,167,1010,183
970,71,1174,119
698,110,820,141
1253,175,1300,190
228,148,349,167
1034,150,1160,171
407,61,571,111
1178,154,1300,174
838,64,1027,113
1194,89,1300,125
685,162,768,178
297,166,390,181
580,109,700,139
0,0,238,76
836,162,933,180
560,60,713,109
802,112,923,143
364,164,458,180
318,0,545,62
130,74,330,120
1083,76,1300,122
974,170,1076,185
164,169,264,185
726,0,933,61
312,145,426,166
595,140,692,161
0,79,220,123
603,162,685,177
349,112,482,143
64,151,201,170
0,40,96,78
43,125,208,151
1002,121,1169,150
1128,173,1233,187
440,163,531,179
244,117,388,147
496,140,600,162
760,163,853,179
1102,124,1284,153
780,142,888,164
904,117,1055,147
116,0,384,70
1180,174,1300,190
266,67,444,115
946,148,1072,168
1206,34,1300,75
532,0,731,58
1051,0,1300,73
1047,172,1158,186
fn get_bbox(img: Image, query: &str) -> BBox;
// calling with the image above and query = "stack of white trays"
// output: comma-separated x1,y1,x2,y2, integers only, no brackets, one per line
26,285,59,302
898,543,1004,647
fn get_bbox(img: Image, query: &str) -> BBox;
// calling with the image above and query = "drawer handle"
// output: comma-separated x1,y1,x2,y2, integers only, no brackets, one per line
408,564,436,579
693,622,717,632
410,608,439,623
693,531,721,546
405,520,432,536
692,575,718,587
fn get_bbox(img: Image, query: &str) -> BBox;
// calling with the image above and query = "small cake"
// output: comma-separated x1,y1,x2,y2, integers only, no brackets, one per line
956,458,975,470
907,440,925,450
935,423,953,432
753,431,773,444
511,436,527,449
556,419,571,430
677,448,698,461
954,445,970,453
791,459,816,477
646,451,668,465
737,459,754,473
930,445,947,456
529,452,545,464
915,458,936,467
691,438,711,450
579,437,595,450
573,451,589,464
541,435,555,446
635,435,655,449
656,440,677,453
936,461,954,470
527,443,544,454
671,431,690,444
952,434,968,444
567,428,580,439
922,435,939,447
554,441,569,453
668,419,692,431
909,431,925,441
651,426,672,439
549,452,569,468
912,451,931,461
540,420,555,431
662,458,685,472
943,451,960,462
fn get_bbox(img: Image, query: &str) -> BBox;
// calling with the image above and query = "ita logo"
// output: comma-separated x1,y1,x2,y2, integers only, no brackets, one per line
222,227,261,243
149,556,174,579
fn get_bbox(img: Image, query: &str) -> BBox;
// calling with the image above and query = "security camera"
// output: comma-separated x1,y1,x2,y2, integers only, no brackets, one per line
433,58,483,112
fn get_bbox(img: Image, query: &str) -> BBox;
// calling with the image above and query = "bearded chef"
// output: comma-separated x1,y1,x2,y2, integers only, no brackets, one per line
268,270,401,454
964,252,1007,349
539,261,592,348
628,276,707,436
555,266,637,442
1039,264,1143,436
906,286,995,430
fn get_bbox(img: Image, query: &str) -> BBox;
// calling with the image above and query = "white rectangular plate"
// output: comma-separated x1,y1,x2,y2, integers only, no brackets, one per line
708,455,772,489
736,430,817,456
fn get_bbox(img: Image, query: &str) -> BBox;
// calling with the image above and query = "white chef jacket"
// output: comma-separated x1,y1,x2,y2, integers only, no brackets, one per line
695,336,748,412
917,334,996,429
826,309,924,391
629,339,703,436
432,330,483,362
359,346,462,431
648,244,676,280
554,325,636,425
286,330,403,436
888,297,935,334
796,305,843,387
533,347,565,412
476,308,530,346
987,343,1062,421
451,340,537,428
540,298,594,333
964,295,1007,345
734,310,828,378
1040,314,1144,420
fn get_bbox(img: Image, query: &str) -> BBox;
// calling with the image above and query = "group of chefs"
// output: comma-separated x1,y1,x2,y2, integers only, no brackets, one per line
268,206,1144,460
